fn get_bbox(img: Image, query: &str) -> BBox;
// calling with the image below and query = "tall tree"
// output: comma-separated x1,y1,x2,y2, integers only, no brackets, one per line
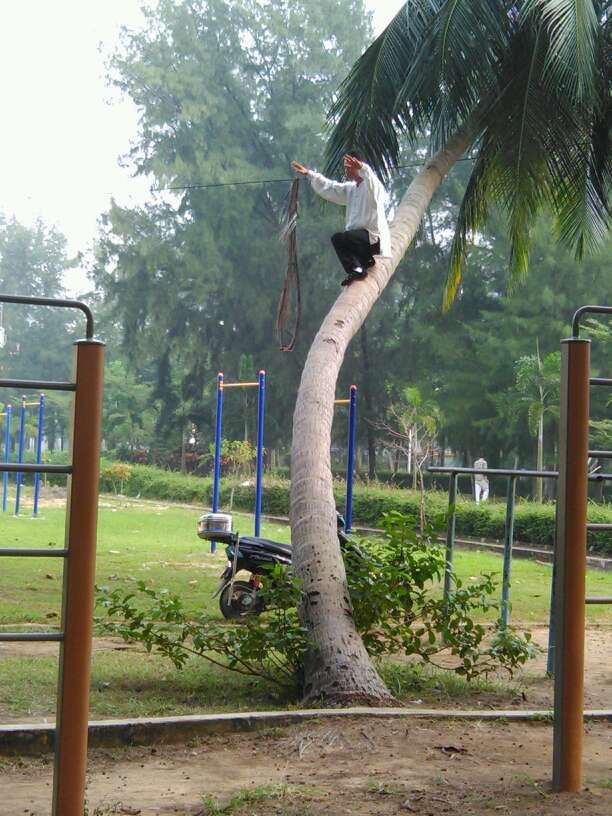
95,0,373,455
514,345,561,500
290,1,611,702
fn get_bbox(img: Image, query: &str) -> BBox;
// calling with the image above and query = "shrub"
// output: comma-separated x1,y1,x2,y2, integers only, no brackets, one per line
96,512,536,698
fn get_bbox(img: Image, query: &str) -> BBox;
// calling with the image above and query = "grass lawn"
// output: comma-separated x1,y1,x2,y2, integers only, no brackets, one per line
0,495,610,720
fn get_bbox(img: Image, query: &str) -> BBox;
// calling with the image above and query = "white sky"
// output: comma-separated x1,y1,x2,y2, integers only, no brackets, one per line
0,1,406,294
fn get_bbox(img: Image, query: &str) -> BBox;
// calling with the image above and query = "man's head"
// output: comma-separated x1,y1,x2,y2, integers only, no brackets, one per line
343,151,365,180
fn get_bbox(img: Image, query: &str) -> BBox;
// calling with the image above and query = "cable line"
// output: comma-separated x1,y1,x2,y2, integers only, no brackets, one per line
152,156,475,193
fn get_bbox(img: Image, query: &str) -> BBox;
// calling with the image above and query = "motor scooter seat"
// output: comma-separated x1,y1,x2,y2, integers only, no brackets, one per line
237,536,292,557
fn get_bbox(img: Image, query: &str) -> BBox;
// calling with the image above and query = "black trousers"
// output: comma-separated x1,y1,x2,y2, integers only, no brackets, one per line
331,229,380,276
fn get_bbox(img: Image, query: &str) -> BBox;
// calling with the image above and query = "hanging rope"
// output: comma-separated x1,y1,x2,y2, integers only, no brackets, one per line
274,178,301,352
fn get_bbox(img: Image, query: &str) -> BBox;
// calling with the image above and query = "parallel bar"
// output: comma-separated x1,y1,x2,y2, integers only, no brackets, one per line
0,632,63,642
589,377,612,387
254,370,266,537
0,548,68,557
429,466,558,478
0,463,71,474
428,466,612,482
344,385,357,533
443,473,458,604
500,476,517,629
0,293,94,340
334,399,350,404
552,337,590,793
586,523,612,531
222,382,259,388
0,378,76,391
572,304,612,338
585,596,612,604
588,450,612,458
211,373,224,554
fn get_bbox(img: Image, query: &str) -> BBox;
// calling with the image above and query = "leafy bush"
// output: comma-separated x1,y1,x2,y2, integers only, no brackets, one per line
96,512,536,698
97,564,308,694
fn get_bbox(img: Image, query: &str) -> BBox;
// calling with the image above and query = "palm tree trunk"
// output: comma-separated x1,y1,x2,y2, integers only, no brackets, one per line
290,128,473,704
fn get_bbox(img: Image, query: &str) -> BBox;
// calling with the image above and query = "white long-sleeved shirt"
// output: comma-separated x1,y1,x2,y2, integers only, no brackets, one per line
308,163,391,257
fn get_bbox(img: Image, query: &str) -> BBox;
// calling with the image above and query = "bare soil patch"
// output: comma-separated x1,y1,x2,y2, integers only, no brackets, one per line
1,717,610,815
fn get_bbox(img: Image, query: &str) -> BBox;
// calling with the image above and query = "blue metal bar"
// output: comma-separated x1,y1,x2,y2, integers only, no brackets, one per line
14,396,26,515
254,370,266,536
443,472,458,603
500,475,517,628
2,403,11,512
211,373,224,553
33,393,45,516
345,385,357,532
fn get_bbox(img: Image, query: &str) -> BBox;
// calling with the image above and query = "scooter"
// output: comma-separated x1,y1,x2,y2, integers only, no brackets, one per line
197,511,352,619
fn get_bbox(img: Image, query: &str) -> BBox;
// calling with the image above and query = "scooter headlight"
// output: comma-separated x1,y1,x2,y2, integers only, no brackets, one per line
197,512,233,540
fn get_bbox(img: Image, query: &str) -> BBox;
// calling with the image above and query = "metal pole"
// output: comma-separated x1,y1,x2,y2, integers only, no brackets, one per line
552,338,590,793
14,395,26,515
546,503,559,676
211,373,224,553
33,392,45,516
443,472,458,603
500,475,516,628
2,403,11,512
254,370,266,536
52,339,105,816
345,385,357,532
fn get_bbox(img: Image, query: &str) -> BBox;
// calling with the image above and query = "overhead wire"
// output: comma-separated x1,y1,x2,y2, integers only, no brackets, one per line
152,155,476,193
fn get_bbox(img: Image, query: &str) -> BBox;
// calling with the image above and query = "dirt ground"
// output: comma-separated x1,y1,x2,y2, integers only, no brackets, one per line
1,717,610,816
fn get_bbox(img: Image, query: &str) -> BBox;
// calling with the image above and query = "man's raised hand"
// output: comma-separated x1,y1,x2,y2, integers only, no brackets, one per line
291,160,309,176
343,154,363,172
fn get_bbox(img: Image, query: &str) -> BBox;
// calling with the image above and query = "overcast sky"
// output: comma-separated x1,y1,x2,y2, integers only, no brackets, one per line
0,1,406,293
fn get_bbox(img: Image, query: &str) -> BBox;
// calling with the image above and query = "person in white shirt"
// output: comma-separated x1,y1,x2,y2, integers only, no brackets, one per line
291,153,391,286
473,457,489,503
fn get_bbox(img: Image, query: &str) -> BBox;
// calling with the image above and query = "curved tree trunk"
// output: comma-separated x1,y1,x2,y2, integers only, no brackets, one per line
290,129,474,704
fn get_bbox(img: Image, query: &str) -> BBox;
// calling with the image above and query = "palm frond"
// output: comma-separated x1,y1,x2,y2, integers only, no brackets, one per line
395,0,513,151
522,0,600,104
325,2,444,178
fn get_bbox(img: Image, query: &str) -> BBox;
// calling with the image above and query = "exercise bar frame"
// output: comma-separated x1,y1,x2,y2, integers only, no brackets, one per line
334,384,357,532
0,293,104,816
211,370,266,550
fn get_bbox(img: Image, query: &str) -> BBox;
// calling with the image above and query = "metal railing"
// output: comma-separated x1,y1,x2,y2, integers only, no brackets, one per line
427,465,612,630
0,293,104,816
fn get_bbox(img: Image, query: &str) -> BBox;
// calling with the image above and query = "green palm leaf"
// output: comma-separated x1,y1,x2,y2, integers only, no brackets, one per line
522,0,600,103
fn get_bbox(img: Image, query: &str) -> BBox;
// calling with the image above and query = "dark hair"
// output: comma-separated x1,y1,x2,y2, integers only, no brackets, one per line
346,150,366,163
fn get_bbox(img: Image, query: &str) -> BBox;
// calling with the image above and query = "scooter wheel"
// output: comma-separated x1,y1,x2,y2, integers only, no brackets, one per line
219,581,265,619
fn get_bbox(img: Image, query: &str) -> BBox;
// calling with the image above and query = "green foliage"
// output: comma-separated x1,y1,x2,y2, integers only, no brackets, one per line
101,462,133,495
345,512,536,677
97,512,536,693
96,563,309,693
206,438,257,477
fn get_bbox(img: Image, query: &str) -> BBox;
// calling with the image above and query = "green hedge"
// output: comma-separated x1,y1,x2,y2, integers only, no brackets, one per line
90,461,612,557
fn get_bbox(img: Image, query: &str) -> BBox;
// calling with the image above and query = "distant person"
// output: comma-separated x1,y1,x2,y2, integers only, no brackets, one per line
291,153,391,286
474,457,489,503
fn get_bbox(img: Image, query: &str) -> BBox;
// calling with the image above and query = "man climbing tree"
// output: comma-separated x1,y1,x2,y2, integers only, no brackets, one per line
291,154,391,286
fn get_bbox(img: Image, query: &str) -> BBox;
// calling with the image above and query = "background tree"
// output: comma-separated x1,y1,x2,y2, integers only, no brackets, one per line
513,346,560,500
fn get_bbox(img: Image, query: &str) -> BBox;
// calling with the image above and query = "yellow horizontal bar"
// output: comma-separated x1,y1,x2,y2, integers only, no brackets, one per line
334,399,350,405
222,382,259,389
24,401,41,406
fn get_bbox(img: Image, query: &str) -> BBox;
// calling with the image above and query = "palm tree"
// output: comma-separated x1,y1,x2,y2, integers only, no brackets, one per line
514,345,561,500
290,1,611,703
